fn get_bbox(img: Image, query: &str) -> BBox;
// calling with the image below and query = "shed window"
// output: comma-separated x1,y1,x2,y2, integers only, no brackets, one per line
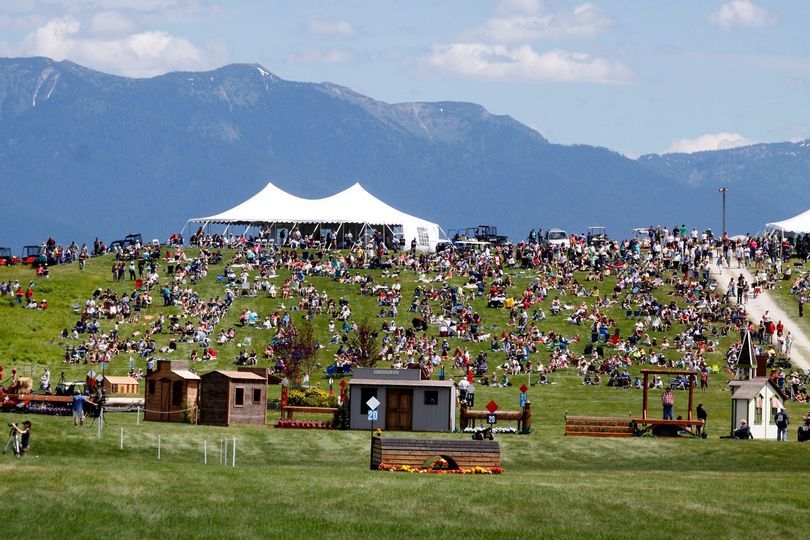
235,387,244,407
360,388,378,414
253,388,262,403
172,381,183,406
417,227,429,247
148,380,155,395
424,390,438,405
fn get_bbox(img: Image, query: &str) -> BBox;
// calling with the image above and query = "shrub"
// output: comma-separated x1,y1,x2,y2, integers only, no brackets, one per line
288,388,338,407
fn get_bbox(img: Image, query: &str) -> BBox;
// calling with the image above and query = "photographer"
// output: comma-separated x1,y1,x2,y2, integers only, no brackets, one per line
5,421,31,456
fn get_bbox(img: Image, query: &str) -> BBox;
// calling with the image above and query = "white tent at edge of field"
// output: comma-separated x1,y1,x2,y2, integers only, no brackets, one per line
765,209,810,234
184,181,444,252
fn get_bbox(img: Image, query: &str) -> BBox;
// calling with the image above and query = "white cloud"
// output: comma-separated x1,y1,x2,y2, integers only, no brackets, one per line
423,43,633,84
707,0,776,29
469,3,612,44
306,18,357,38
493,0,543,15
11,15,226,77
89,10,134,35
39,1,182,12
665,132,757,154
288,48,357,65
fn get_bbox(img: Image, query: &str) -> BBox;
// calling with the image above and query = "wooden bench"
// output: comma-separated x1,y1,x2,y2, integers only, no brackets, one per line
280,405,338,421
370,437,500,470
564,416,636,437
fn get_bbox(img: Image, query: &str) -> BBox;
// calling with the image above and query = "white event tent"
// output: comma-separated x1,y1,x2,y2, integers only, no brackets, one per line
184,181,443,252
765,209,810,234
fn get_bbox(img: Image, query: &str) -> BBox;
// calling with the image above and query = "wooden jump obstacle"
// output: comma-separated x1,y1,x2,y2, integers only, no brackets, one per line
564,416,636,437
564,369,704,437
460,402,532,432
635,368,704,436
280,405,339,422
370,437,500,470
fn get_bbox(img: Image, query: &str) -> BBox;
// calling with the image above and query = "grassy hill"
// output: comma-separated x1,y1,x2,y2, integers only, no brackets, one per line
2,250,810,538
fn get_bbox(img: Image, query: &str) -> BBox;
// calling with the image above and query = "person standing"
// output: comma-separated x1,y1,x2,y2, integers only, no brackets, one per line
39,368,51,393
696,403,708,437
775,408,790,442
71,391,95,427
800,293,805,317
458,376,470,404
662,388,675,420
5,421,31,456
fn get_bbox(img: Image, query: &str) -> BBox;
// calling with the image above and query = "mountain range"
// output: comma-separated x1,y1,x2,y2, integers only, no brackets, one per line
1,56,809,249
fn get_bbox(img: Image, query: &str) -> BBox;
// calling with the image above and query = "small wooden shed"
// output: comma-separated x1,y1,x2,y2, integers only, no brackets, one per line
729,378,785,439
728,330,787,439
144,360,201,423
199,370,267,426
102,375,139,395
349,368,456,432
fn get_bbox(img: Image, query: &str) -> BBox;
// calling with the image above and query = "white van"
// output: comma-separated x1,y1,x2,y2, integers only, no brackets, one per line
544,228,570,248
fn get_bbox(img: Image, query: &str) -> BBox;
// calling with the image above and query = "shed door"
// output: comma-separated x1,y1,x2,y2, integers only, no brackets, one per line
160,380,172,421
386,389,413,431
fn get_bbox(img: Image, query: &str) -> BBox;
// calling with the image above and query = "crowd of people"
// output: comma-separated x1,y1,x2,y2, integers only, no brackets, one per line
3,226,809,438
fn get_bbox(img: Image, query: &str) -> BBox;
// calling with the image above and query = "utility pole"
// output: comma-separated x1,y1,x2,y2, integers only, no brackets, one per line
719,187,729,236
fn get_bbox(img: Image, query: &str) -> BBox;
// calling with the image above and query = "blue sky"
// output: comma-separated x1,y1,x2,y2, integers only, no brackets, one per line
1,0,807,157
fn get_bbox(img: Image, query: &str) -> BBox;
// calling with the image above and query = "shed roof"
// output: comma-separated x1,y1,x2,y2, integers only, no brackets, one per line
206,370,266,381
729,378,782,400
104,376,139,384
349,378,455,388
171,369,201,380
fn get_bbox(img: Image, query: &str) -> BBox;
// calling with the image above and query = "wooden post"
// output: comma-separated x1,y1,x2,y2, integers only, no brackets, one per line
642,372,649,420
460,403,469,430
522,402,532,433
687,376,694,422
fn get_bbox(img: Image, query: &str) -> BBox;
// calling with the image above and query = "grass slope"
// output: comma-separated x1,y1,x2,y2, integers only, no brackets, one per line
2,252,810,538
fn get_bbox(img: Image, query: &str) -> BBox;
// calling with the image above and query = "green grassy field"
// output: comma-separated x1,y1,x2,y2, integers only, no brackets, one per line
2,251,810,538
766,258,810,338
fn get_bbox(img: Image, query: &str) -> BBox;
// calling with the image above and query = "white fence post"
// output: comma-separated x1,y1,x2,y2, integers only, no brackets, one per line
157,435,161,460
232,437,236,467
120,428,124,450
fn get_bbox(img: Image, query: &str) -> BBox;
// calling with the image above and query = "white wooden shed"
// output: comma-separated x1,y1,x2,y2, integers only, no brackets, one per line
728,378,785,440
728,330,787,439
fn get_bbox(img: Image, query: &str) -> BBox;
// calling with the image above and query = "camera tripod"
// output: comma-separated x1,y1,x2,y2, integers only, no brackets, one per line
3,426,21,457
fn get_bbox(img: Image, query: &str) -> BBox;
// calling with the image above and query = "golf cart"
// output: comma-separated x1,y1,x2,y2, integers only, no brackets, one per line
124,233,143,247
0,247,19,266
587,226,608,247
20,245,41,265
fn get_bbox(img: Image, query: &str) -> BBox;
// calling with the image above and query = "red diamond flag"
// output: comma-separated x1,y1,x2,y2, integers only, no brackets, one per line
519,384,528,394
485,400,499,413
339,380,347,389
